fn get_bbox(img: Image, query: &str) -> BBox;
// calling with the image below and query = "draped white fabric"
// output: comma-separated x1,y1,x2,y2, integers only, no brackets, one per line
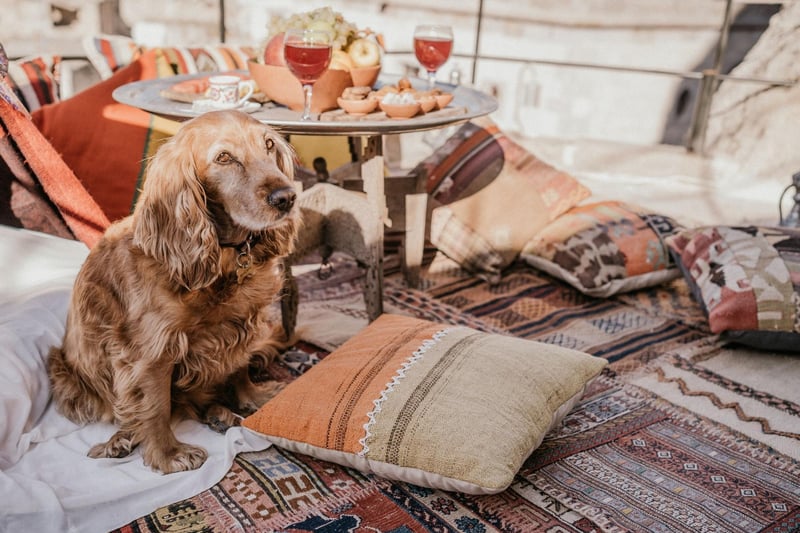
0,226,270,532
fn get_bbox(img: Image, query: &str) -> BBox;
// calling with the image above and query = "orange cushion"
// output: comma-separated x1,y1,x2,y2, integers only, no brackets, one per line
243,314,607,494
32,49,181,222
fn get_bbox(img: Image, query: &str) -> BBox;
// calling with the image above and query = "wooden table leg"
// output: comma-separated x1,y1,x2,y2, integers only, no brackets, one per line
403,192,427,288
360,135,385,319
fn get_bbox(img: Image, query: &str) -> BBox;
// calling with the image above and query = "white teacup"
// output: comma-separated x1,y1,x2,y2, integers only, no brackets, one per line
206,75,255,108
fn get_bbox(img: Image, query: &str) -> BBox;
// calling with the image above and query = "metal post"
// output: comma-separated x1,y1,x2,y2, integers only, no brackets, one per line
471,0,484,85
685,0,733,153
219,0,226,43
687,69,717,154
713,0,734,75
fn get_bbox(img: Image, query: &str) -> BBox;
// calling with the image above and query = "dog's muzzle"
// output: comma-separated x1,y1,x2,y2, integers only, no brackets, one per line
267,187,296,213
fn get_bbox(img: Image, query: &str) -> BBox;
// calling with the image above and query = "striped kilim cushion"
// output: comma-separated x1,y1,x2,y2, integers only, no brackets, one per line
83,34,257,79
243,313,607,494
5,55,61,112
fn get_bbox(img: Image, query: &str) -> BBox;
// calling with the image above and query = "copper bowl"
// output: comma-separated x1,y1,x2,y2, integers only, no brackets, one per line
349,65,381,88
434,92,454,109
379,100,421,119
248,61,380,113
337,96,378,116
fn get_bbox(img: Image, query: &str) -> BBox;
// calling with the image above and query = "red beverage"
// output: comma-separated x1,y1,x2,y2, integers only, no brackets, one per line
284,42,332,84
414,36,453,72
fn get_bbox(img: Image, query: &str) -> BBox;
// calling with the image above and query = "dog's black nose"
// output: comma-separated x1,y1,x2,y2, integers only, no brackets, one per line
267,187,296,213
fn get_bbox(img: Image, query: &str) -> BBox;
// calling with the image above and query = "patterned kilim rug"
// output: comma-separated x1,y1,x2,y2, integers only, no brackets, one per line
116,254,800,533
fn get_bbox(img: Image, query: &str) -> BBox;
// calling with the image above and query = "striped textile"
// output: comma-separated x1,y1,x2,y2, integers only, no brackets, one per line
0,76,110,246
5,55,61,112
83,34,257,79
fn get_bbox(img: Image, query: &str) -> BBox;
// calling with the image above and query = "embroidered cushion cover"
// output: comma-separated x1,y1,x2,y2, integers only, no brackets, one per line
416,118,591,280
521,200,684,297
666,225,800,352
243,313,607,494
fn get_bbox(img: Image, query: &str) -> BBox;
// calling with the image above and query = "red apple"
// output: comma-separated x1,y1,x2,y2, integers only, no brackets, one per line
263,32,286,66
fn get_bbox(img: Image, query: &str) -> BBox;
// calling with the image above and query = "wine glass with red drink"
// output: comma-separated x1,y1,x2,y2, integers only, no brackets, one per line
283,28,332,120
413,25,453,89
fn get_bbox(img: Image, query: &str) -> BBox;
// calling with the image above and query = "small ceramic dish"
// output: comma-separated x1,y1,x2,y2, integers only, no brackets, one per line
435,92,454,109
337,97,378,115
379,100,420,119
418,95,437,113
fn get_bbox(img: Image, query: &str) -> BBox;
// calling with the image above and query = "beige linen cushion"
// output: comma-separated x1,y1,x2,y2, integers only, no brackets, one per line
243,314,607,494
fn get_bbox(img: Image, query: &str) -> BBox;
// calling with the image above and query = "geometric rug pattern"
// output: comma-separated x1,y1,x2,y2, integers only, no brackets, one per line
116,256,800,533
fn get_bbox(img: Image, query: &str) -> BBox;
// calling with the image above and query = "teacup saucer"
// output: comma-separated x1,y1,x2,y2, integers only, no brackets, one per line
189,99,261,114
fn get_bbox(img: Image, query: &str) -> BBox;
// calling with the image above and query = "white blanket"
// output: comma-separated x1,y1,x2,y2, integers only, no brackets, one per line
0,226,271,532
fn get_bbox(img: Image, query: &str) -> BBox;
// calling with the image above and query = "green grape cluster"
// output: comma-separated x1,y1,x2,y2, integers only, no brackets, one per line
267,7,358,52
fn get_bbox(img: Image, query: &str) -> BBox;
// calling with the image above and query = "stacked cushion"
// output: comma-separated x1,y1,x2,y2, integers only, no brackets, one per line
416,117,591,280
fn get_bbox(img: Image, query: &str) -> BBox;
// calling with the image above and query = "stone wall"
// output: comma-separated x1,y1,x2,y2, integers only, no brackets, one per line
0,0,785,151
704,2,800,186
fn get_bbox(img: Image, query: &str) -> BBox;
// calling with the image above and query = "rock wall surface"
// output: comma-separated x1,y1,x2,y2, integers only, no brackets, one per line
705,3,800,185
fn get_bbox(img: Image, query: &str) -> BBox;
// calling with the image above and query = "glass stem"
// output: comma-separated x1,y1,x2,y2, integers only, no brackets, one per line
427,70,437,90
301,83,313,120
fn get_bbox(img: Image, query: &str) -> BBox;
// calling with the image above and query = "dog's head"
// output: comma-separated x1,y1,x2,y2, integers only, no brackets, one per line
133,110,298,290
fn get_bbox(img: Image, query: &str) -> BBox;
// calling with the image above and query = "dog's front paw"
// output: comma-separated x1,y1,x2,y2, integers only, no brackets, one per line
88,430,136,459
145,443,208,474
204,404,241,434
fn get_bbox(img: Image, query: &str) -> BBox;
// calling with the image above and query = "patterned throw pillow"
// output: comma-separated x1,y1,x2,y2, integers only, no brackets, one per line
416,118,591,280
83,34,257,79
5,55,61,112
666,225,800,352
521,201,683,297
243,313,607,494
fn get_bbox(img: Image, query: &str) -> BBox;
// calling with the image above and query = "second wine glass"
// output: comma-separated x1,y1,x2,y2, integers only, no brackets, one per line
413,25,453,89
283,28,332,120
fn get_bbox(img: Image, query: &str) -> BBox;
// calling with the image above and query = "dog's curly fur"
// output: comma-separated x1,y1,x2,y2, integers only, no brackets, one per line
48,110,299,474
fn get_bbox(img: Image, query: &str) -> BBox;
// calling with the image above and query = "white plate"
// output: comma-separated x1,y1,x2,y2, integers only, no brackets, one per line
188,99,262,114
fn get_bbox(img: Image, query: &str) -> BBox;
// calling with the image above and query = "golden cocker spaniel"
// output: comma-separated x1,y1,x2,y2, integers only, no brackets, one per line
48,110,299,474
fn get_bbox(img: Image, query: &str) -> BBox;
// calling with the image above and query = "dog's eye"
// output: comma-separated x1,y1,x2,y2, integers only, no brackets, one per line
215,151,235,164
265,137,275,152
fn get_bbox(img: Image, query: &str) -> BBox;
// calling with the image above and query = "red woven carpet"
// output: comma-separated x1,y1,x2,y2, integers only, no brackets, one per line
116,257,800,533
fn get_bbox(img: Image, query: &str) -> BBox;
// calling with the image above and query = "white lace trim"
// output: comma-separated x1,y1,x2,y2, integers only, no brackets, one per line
358,328,452,457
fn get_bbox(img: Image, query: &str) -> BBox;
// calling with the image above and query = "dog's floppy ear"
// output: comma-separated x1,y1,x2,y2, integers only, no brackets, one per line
272,133,296,181
133,135,221,291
